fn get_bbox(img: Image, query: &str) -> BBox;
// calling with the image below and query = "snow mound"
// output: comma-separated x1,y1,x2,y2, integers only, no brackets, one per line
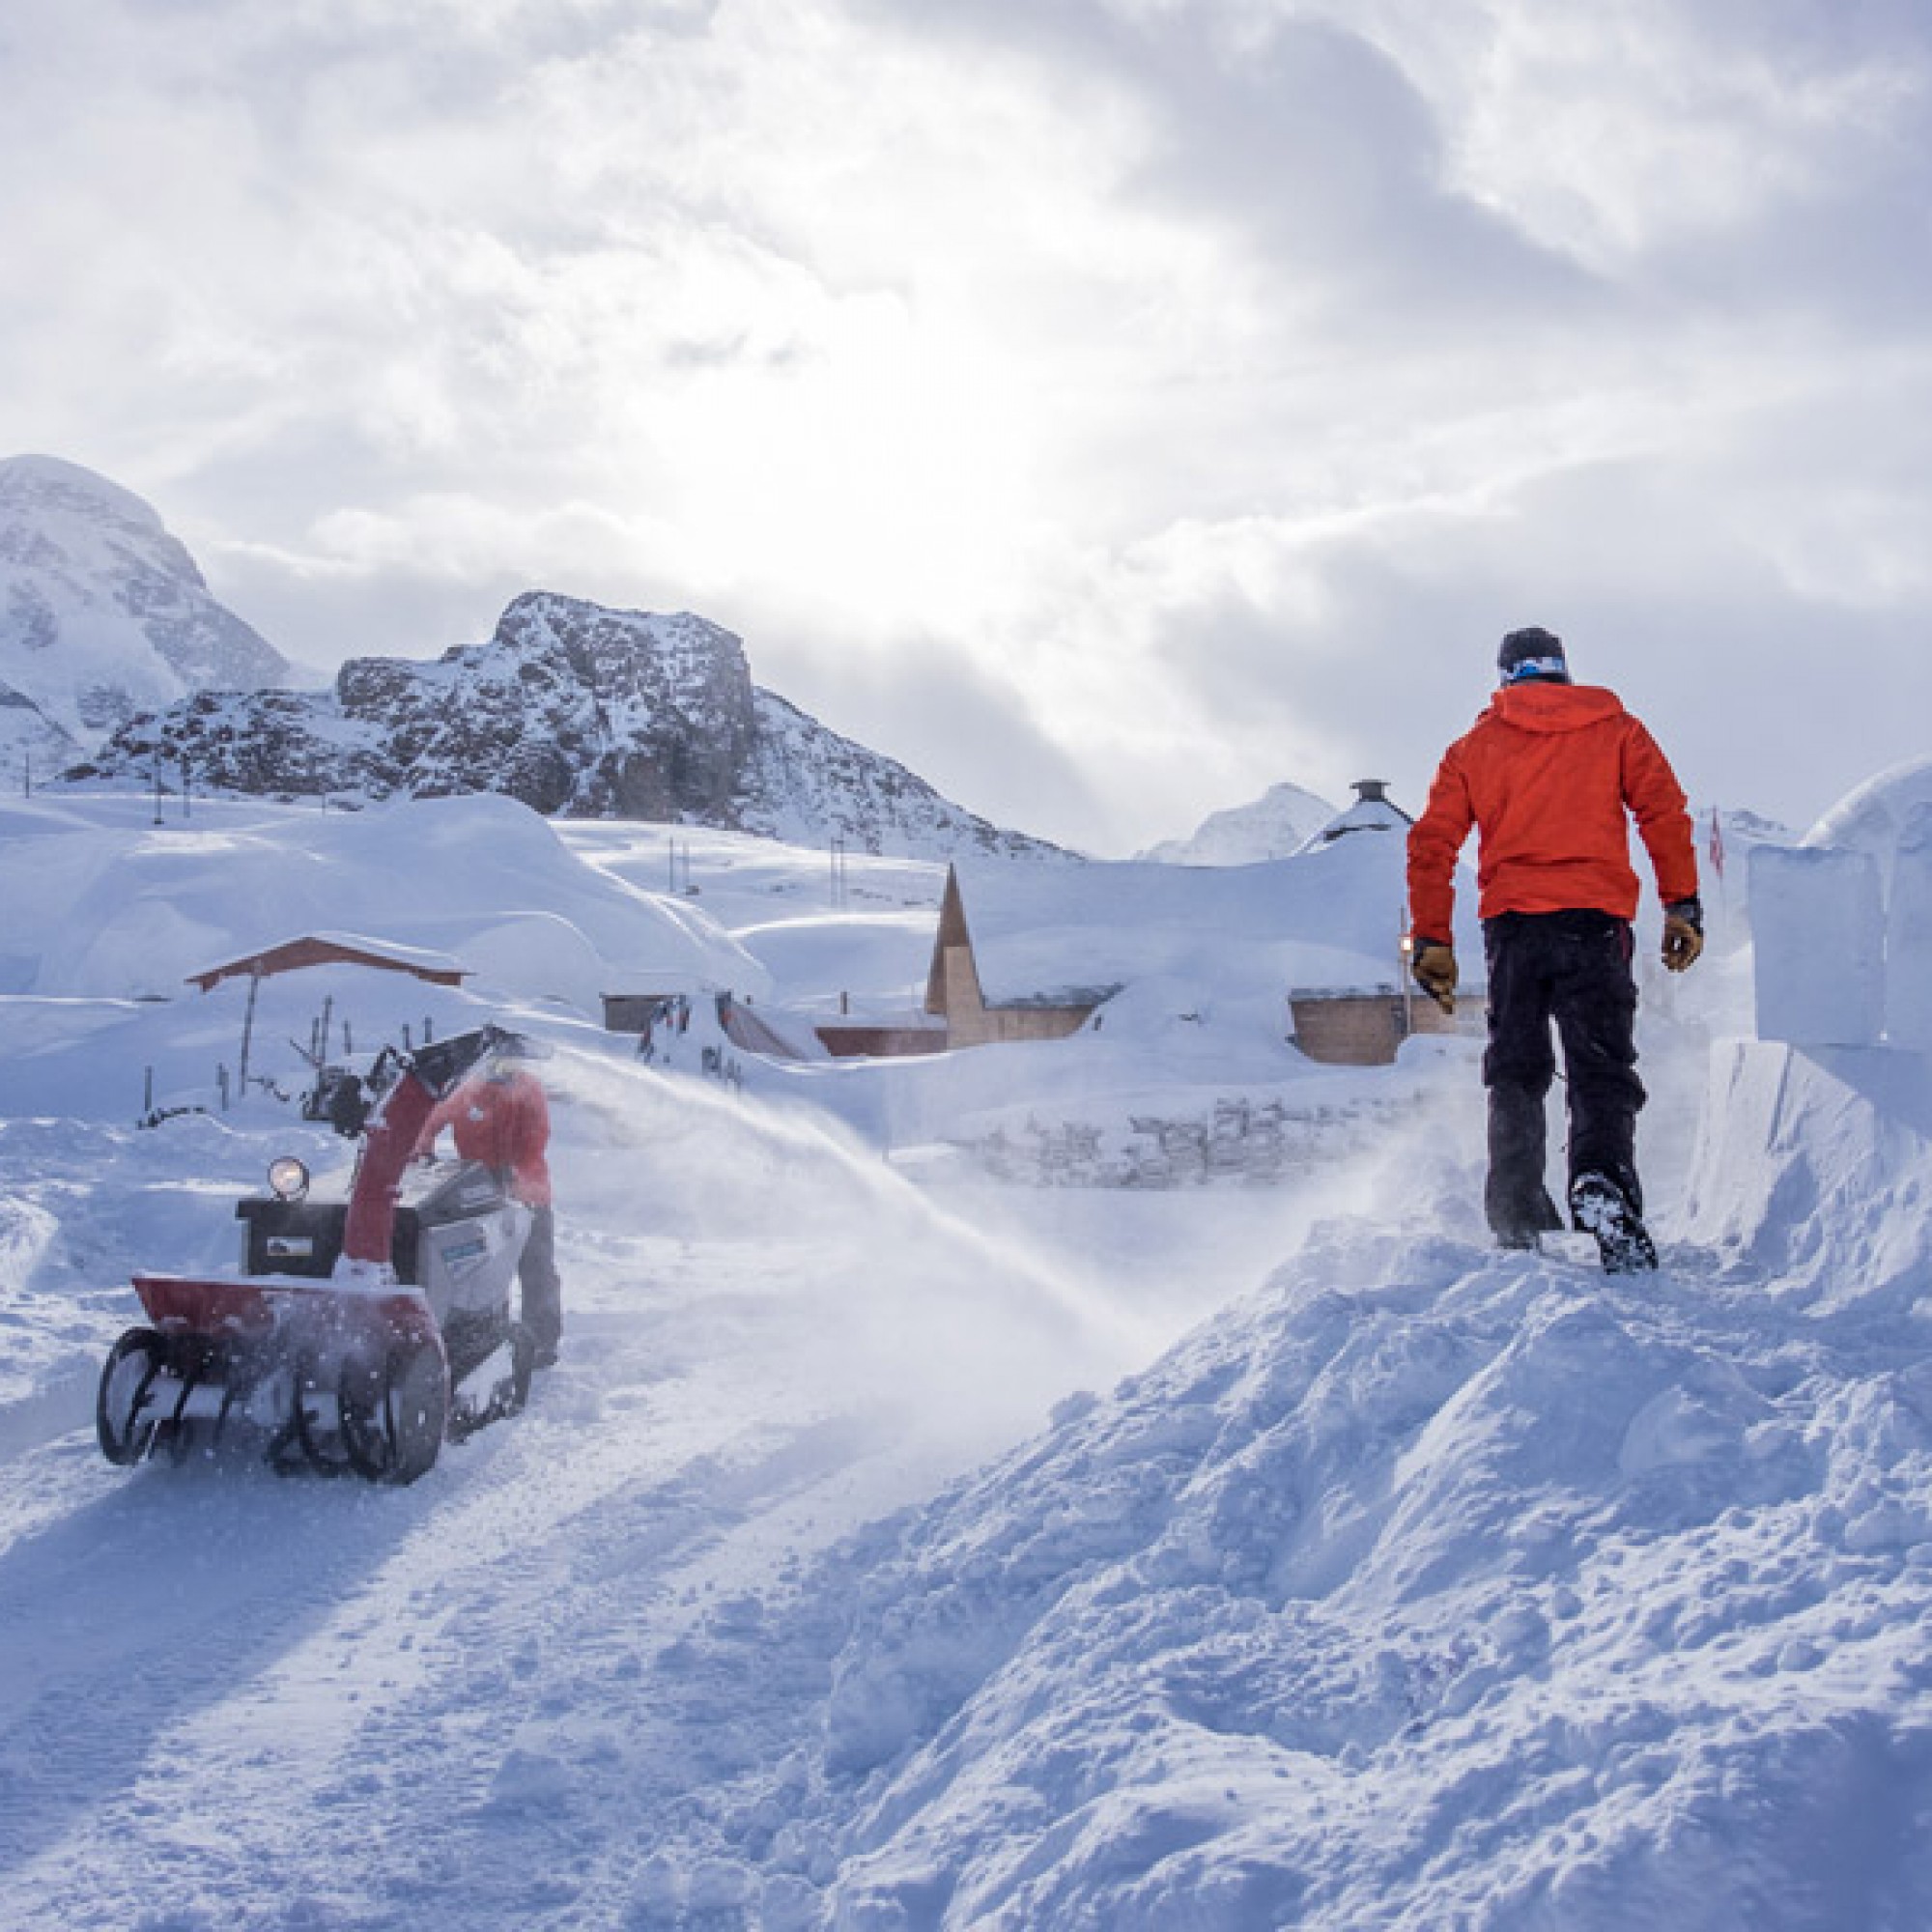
0,792,764,1006
697,1226,1932,1927
1686,1037,1932,1304
605,988,1932,1924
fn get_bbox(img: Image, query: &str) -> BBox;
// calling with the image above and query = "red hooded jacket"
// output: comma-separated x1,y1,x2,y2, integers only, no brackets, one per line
1407,682,1697,942
415,1068,554,1208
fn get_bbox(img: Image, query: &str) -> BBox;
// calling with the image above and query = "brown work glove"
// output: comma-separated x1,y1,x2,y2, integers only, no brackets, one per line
1410,940,1458,1012
1662,897,1704,973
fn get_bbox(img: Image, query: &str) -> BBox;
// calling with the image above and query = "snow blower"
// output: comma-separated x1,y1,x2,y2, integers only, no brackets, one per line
97,1024,544,1485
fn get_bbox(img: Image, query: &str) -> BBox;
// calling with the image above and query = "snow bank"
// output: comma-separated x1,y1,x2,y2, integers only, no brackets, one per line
663,1227,1932,1929
1684,1037,1932,1304
0,792,766,1008
733,910,938,1022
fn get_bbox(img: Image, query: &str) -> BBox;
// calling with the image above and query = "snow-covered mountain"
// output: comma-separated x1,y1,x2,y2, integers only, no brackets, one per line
1139,779,1338,865
0,680,72,781
0,454,289,771
67,589,1065,862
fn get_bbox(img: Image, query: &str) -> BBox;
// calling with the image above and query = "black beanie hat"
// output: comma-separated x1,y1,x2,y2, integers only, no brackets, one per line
1497,626,1570,684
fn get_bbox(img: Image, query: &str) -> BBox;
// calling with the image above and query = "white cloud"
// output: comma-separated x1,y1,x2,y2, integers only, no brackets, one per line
5,0,1931,849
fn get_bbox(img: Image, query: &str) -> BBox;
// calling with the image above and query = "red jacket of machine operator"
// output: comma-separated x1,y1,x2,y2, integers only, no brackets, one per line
1406,682,1698,943
416,1070,553,1208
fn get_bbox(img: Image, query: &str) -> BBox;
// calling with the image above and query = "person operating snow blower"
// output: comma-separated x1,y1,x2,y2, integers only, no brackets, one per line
1406,627,1703,1271
416,1053,563,1363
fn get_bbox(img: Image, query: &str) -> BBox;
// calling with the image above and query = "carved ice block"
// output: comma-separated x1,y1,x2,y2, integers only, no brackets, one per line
1749,843,1885,1047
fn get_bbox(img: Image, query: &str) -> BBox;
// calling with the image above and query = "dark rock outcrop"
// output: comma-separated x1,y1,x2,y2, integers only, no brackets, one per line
68,591,1063,861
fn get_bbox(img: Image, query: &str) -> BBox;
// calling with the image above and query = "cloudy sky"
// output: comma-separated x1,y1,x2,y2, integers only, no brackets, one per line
7,0,1931,853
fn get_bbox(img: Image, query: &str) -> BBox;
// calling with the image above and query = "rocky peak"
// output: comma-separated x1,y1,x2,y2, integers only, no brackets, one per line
329,592,759,820
67,588,1066,861
496,591,750,703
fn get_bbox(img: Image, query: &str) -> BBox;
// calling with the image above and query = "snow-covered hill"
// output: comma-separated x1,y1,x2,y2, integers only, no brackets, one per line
1139,779,1338,865
66,588,1065,862
0,791,762,1018
0,455,289,768
735,1220,1932,1926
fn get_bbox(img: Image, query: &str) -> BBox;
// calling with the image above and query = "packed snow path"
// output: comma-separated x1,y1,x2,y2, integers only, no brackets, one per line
0,1052,1259,1929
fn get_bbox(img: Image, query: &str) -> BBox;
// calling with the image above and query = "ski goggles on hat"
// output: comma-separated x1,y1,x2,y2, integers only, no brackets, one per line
1501,655,1568,684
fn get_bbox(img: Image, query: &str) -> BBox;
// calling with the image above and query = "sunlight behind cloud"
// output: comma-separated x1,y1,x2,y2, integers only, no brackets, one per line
647,290,1042,629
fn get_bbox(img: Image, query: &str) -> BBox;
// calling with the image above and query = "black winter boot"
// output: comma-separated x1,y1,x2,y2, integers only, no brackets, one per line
1570,1172,1658,1274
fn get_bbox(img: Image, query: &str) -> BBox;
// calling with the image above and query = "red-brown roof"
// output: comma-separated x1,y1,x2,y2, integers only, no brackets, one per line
186,932,468,992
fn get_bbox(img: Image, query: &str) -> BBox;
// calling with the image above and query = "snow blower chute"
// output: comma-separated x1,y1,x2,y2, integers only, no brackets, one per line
97,1024,545,1485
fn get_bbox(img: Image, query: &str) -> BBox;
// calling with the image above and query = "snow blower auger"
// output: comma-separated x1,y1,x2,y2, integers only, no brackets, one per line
97,1024,546,1486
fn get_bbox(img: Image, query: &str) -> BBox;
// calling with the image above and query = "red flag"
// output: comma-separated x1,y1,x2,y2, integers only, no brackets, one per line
1707,807,1726,881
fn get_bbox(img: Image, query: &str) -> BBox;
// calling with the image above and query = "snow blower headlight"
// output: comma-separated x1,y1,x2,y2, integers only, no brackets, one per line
268,1156,311,1203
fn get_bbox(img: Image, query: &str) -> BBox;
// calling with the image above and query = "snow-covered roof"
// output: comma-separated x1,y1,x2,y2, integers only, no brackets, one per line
1301,780,1413,850
944,829,1479,1008
187,931,469,989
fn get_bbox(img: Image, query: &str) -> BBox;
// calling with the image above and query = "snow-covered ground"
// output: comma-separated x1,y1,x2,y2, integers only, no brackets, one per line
3,782,1930,1930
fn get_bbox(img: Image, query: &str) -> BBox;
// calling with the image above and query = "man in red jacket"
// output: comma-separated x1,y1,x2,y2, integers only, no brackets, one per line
1406,627,1703,1270
416,1057,563,1364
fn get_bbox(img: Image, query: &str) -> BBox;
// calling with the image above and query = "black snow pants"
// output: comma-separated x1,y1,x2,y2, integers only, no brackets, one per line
1481,910,1645,1241
518,1204,563,1353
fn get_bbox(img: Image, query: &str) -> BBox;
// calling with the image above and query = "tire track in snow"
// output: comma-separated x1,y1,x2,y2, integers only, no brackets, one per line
0,1198,1063,1930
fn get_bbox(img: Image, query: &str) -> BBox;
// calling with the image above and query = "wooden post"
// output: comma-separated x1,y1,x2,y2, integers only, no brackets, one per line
238,969,262,1090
